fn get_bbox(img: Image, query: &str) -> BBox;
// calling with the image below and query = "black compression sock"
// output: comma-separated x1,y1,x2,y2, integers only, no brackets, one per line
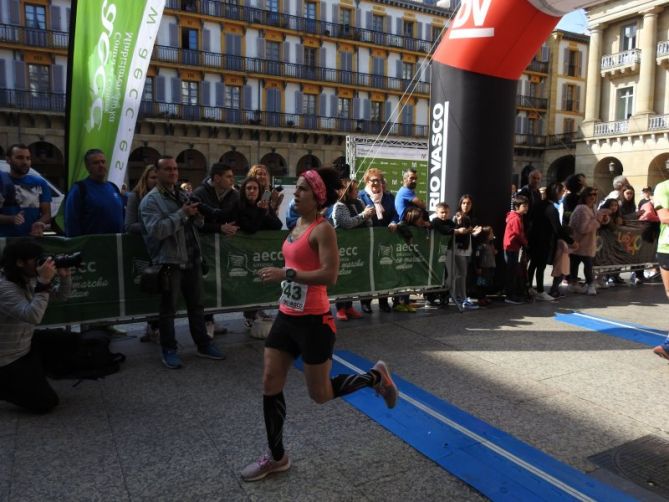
331,370,380,398
263,392,286,461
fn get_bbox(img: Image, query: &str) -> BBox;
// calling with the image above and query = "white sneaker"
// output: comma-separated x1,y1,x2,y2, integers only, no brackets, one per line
586,284,597,295
535,291,556,302
205,321,215,339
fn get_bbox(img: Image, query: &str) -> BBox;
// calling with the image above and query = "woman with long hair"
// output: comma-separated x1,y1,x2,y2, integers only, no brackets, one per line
248,164,284,215
452,194,483,309
241,168,398,482
125,164,160,342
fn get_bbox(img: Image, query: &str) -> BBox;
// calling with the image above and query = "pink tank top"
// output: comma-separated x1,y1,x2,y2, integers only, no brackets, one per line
279,216,330,315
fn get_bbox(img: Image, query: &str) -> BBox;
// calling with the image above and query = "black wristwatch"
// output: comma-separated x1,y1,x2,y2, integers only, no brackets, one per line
285,268,297,282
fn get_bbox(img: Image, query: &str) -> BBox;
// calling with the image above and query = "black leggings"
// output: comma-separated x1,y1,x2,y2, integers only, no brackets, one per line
528,257,548,293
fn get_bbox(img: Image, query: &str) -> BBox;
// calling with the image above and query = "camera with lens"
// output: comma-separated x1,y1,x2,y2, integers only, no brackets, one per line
39,252,83,269
188,195,223,220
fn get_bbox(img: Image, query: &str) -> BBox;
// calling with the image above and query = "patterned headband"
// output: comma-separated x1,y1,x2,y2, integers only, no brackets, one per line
302,170,327,206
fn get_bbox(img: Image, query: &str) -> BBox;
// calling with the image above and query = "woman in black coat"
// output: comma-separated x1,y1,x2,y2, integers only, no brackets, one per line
529,182,573,300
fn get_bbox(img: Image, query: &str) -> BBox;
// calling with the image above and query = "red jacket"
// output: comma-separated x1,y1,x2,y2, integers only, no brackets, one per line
503,210,527,251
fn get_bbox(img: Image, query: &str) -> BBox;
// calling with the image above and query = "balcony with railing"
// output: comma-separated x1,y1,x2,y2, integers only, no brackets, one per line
593,120,629,136
546,131,582,148
516,95,548,110
0,89,66,112
649,114,669,130
657,41,669,65
165,0,433,53
514,134,546,148
153,45,431,95
525,59,549,74
600,49,641,77
139,99,427,137
0,23,68,50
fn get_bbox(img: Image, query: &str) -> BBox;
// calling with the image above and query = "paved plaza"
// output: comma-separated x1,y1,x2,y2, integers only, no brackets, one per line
1,277,668,501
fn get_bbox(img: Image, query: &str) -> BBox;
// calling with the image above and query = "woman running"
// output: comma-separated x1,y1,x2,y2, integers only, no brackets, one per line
241,167,398,482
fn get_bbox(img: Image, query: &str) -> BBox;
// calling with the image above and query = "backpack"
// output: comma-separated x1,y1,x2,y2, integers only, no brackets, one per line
46,331,126,382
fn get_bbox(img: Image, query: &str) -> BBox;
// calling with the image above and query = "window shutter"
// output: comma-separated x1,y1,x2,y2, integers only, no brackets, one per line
243,85,252,109
51,6,62,31
294,90,302,113
8,1,19,24
417,22,423,40
426,23,433,41
516,79,523,94
201,81,210,105
365,12,372,30
575,51,582,77
13,61,25,89
561,83,568,109
353,97,360,119
283,41,290,62
384,100,392,122
515,114,522,133
330,94,337,116
319,95,326,116
364,99,371,119
320,1,326,20
0,60,6,88
156,76,166,101
52,64,64,93
169,23,178,47
563,48,570,74
257,38,265,59
283,0,291,14
396,60,402,78
384,16,391,33
332,5,339,24
319,47,326,68
215,82,224,106
395,18,402,35
171,77,181,103
296,0,303,17
575,85,581,111
296,44,303,64
203,29,211,52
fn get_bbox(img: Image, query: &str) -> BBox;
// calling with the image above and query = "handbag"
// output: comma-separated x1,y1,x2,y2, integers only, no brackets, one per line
140,264,167,294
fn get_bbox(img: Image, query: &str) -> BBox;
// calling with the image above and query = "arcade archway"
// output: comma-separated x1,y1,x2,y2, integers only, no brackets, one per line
220,150,249,176
260,152,287,176
28,141,65,191
176,148,208,186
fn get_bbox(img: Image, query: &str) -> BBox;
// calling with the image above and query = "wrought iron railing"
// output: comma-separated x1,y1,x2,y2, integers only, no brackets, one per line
0,89,66,111
153,45,431,94
165,0,434,53
516,95,548,109
514,134,546,147
546,131,582,147
0,23,68,49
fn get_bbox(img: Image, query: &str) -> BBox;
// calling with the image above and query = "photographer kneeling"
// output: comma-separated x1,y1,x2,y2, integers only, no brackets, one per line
0,238,72,413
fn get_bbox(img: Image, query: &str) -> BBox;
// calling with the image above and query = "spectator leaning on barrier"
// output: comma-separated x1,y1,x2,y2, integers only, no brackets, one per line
638,186,653,210
650,179,669,361
125,164,161,343
0,144,52,237
64,149,124,237
191,162,240,337
248,164,284,216
139,156,225,369
0,169,19,236
358,167,398,313
562,173,586,226
332,179,374,321
0,238,72,414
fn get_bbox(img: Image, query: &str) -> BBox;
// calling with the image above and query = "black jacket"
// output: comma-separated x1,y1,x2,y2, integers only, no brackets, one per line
191,181,240,234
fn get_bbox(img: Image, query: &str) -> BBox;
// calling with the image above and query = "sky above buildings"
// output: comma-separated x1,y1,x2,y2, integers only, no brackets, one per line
556,9,588,34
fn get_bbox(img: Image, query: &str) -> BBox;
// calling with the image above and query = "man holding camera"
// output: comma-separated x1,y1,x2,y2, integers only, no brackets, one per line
0,238,72,413
191,162,240,337
139,156,225,369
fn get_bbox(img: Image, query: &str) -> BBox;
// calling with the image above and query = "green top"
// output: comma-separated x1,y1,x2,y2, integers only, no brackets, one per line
656,179,669,254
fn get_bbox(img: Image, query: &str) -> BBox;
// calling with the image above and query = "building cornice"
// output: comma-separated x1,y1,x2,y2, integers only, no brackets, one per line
370,0,454,17
586,0,665,29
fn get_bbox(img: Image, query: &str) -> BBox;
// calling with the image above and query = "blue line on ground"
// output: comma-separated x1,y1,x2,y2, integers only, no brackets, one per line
555,312,667,347
296,351,632,501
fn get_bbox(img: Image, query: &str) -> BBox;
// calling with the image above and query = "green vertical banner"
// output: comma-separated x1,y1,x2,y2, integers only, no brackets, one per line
329,228,372,297
66,0,165,188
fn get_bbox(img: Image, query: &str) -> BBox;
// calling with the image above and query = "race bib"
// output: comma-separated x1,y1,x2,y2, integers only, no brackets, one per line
279,280,308,311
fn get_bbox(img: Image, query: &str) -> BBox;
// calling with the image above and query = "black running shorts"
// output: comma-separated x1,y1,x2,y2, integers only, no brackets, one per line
265,311,336,365
658,252,669,271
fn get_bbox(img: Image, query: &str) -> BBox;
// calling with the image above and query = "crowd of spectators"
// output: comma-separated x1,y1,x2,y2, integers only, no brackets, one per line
1,143,667,410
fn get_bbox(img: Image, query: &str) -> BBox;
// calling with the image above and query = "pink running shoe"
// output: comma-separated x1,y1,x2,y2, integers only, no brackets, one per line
241,452,291,482
372,360,399,409
653,345,669,361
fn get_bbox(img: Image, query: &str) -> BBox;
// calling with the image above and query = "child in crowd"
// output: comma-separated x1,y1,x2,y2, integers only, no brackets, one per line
428,202,456,306
549,239,578,297
503,195,529,304
472,228,497,306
